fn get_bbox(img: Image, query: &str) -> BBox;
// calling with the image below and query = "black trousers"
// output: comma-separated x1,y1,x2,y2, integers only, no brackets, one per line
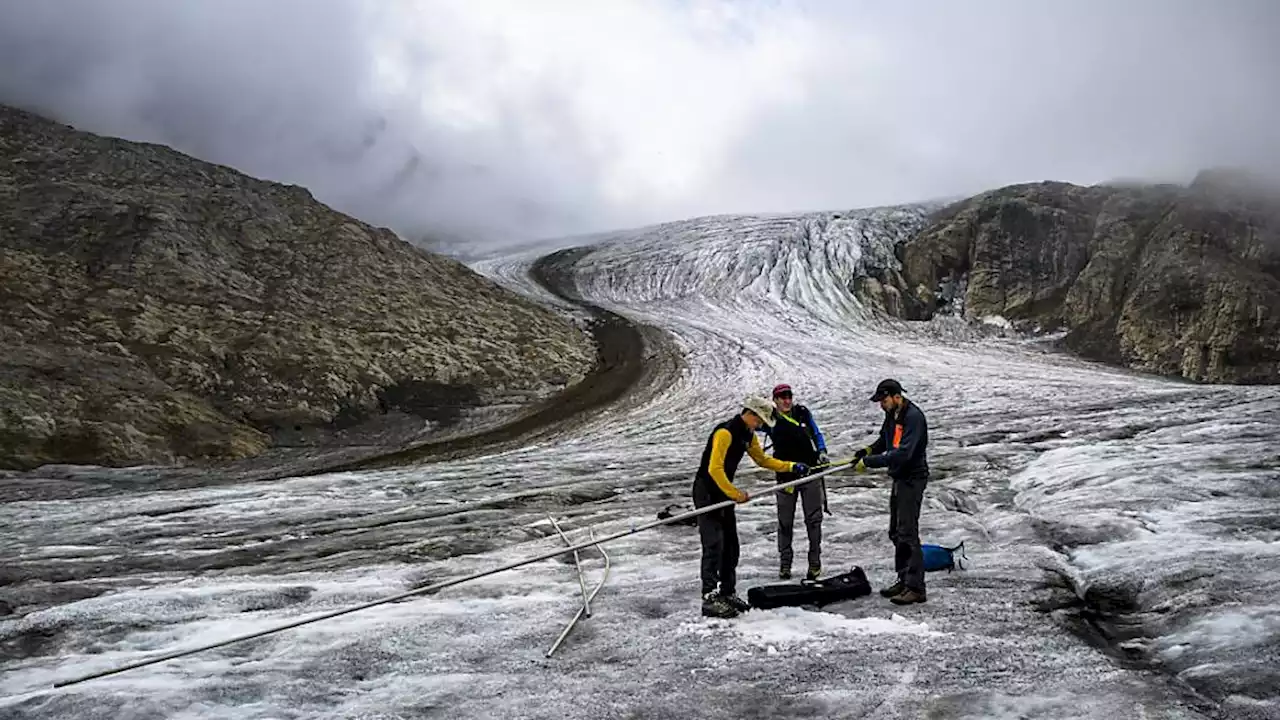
698,506,739,595
888,475,927,591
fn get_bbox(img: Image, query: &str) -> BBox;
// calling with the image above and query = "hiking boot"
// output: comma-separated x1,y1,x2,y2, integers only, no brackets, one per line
889,588,927,605
879,580,906,598
701,592,740,619
721,593,752,613
779,563,792,580
805,566,822,581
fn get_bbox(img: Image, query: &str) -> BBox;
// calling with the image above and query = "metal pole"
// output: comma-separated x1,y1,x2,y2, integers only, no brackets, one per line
548,514,591,617
546,527,611,657
52,460,853,689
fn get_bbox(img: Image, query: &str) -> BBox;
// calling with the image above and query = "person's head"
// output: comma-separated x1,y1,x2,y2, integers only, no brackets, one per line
771,383,794,413
869,378,906,413
741,395,777,430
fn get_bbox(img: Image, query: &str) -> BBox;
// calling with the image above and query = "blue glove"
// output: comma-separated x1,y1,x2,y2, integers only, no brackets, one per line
792,462,810,477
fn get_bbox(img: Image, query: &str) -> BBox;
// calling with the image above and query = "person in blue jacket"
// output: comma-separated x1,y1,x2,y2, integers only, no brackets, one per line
854,378,930,605
760,383,829,581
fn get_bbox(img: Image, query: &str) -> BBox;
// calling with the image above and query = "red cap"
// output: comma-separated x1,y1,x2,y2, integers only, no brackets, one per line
772,383,792,397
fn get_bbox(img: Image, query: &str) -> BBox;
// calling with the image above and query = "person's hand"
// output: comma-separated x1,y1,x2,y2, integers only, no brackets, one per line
735,490,750,503
854,459,867,473
854,446,871,460
816,451,829,466
792,462,810,477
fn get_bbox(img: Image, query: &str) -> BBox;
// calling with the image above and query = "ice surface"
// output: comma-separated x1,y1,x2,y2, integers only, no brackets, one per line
2,204,1277,718
680,607,945,649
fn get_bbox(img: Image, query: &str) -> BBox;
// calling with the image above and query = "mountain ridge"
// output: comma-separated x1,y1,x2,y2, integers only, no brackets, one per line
0,104,597,470
3,102,1276,473
892,172,1280,384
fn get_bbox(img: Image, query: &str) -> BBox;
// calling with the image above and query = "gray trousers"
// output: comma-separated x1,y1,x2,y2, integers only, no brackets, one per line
776,475,824,568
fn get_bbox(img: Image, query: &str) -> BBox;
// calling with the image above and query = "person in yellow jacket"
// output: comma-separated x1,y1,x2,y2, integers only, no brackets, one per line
692,395,810,618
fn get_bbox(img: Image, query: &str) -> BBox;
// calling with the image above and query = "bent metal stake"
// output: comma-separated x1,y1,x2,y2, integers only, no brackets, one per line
52,459,855,689
548,513,593,618
546,525,611,658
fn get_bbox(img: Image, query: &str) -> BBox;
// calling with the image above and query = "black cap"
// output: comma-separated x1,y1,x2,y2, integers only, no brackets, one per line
869,378,904,401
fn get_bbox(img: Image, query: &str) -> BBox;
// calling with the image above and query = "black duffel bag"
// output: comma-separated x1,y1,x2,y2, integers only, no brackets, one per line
747,567,872,610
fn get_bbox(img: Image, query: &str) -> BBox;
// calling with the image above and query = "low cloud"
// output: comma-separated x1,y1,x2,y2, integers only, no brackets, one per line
2,0,1277,246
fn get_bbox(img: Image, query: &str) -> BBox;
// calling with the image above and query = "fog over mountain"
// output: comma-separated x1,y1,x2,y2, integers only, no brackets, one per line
2,0,1278,245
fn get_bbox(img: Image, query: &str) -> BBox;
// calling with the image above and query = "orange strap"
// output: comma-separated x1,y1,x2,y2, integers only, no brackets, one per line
892,424,904,448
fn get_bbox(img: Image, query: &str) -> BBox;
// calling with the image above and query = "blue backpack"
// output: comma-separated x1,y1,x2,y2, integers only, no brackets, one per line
922,542,968,572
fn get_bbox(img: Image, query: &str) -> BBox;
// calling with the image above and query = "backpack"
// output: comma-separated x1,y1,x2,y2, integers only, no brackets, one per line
747,567,872,609
922,542,968,572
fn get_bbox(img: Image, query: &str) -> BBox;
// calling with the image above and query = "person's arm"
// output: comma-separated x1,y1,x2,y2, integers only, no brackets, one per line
746,433,796,474
865,410,924,470
707,428,748,501
804,407,827,452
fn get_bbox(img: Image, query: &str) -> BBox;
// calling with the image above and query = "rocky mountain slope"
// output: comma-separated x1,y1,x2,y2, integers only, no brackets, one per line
894,171,1280,384
0,105,595,470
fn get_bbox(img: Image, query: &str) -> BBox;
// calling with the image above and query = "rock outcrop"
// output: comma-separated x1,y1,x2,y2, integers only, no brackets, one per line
0,105,595,470
896,173,1280,384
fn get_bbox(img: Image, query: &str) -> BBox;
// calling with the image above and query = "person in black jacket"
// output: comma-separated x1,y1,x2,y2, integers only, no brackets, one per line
853,379,930,605
692,395,809,619
760,383,829,581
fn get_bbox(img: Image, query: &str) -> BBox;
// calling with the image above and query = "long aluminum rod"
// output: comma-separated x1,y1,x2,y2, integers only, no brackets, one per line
546,527,612,657
52,459,853,689
548,514,591,617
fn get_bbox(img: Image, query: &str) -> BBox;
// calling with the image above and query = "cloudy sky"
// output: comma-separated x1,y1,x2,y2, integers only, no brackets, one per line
1,0,1278,246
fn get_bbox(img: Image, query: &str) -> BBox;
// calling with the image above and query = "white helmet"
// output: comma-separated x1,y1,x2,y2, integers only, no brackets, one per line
741,395,777,427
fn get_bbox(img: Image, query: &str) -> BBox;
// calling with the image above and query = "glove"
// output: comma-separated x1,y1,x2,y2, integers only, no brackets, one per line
735,490,750,503
854,459,867,473
792,462,810,477
854,446,871,460
816,451,829,466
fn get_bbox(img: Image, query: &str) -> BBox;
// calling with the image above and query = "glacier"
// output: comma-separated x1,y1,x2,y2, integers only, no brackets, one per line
2,205,1278,719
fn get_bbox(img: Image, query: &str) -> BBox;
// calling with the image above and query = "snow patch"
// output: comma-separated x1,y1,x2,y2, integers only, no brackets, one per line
678,607,944,650
1157,608,1280,657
